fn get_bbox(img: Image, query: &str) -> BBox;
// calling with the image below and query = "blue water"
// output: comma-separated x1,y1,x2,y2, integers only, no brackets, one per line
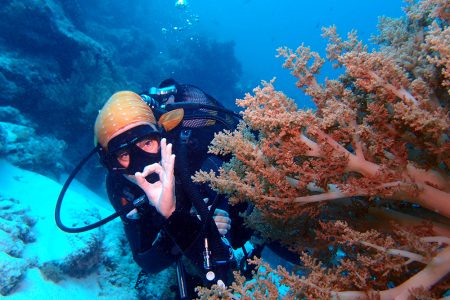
149,0,405,107
0,0,408,218
0,1,442,298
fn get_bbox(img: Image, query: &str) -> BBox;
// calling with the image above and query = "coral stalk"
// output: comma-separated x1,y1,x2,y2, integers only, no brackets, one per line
333,246,450,300
194,0,450,297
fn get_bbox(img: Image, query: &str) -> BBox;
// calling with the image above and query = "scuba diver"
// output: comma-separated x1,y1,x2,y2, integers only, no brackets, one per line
95,90,230,297
55,79,257,299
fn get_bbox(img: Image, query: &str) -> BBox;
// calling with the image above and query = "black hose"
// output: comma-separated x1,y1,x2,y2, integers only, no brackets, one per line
176,139,230,262
55,146,134,233
176,258,188,299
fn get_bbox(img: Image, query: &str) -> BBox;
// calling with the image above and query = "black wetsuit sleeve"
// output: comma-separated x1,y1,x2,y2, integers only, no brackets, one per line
164,209,203,251
106,174,203,273
122,217,173,273
106,175,171,273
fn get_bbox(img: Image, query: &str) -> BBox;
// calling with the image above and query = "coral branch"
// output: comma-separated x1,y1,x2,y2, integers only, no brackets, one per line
359,241,427,264
195,0,450,297
368,207,450,237
333,246,450,300
264,191,347,204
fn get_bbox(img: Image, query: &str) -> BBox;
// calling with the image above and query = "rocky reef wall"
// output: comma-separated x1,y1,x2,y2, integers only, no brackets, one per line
0,0,242,185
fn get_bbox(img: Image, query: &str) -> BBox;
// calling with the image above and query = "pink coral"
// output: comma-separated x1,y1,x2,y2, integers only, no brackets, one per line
197,2,449,216
194,0,449,298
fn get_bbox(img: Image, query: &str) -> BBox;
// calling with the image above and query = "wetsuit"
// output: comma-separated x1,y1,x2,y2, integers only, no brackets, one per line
105,82,244,298
106,153,229,274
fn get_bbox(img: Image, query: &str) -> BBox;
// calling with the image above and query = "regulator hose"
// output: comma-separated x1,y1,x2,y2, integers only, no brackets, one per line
55,146,134,233
176,138,231,263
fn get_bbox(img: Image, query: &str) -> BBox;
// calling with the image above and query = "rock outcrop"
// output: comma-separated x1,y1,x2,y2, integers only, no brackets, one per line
0,106,66,178
0,196,36,295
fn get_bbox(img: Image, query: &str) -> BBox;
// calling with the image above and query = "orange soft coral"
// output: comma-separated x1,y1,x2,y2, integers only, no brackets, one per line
196,1,449,216
194,0,449,298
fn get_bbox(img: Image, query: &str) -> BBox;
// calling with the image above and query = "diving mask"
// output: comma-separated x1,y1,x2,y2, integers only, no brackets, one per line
104,125,161,176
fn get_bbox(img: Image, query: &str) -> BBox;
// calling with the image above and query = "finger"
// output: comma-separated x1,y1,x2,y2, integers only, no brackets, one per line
165,142,173,158
134,173,149,189
134,164,163,190
161,142,173,170
160,138,168,162
214,216,231,225
139,163,163,178
218,228,228,235
160,139,174,170
215,222,231,230
213,209,229,218
161,152,175,179
166,154,175,177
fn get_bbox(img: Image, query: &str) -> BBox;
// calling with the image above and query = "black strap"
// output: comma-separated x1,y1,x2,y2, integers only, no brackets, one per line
176,258,189,300
55,146,137,233
176,131,231,263
241,245,249,271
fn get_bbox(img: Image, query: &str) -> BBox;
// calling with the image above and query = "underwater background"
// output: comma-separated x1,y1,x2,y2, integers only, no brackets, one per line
1,0,448,299
0,0,404,196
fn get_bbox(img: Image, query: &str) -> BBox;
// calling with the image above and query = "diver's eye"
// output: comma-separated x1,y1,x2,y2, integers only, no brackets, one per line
115,150,130,168
143,139,153,146
116,150,130,161
136,138,158,153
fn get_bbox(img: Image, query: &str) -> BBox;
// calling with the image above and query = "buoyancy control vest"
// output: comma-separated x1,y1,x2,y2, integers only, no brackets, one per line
144,82,242,279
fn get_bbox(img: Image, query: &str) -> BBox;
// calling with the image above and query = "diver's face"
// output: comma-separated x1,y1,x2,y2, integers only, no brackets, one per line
105,124,162,176
115,137,160,168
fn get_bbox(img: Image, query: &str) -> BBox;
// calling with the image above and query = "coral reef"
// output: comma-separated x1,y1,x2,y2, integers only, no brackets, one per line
39,231,103,282
0,0,125,185
38,199,105,283
0,161,168,298
0,252,29,296
0,106,66,178
194,0,449,298
0,195,36,295
0,0,243,191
